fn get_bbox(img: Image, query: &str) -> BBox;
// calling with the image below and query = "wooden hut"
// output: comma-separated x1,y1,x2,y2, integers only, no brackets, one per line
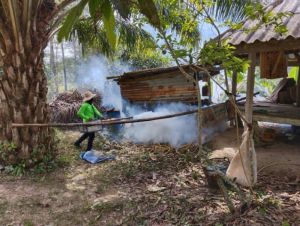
109,65,218,106
108,65,230,128
219,0,300,126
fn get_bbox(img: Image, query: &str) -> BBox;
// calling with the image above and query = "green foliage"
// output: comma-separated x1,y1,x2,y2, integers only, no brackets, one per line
121,48,171,69
138,0,160,28
111,0,132,19
282,220,291,226
101,0,116,48
23,220,35,226
0,139,59,176
88,0,102,19
59,0,117,48
199,41,249,73
243,3,292,35
207,0,252,23
0,141,17,163
72,16,157,58
57,0,89,42
156,0,201,47
289,67,299,82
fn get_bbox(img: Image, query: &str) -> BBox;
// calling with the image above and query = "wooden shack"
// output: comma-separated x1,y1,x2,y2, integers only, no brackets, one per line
108,65,229,128
110,65,218,105
219,0,300,126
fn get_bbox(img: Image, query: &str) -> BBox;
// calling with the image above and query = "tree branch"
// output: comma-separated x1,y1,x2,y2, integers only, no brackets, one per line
51,0,77,20
200,1,221,47
56,0,77,14
158,29,196,83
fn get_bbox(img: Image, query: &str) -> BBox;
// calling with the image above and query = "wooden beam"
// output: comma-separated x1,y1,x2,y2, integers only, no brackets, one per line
245,52,256,125
234,38,300,55
253,114,300,126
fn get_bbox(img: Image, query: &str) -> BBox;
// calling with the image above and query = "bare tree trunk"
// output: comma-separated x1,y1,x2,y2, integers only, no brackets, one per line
81,43,85,58
73,39,78,62
61,42,67,91
55,42,60,93
50,38,59,94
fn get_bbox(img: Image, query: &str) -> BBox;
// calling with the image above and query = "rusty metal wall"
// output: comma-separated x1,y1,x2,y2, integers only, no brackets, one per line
118,71,198,103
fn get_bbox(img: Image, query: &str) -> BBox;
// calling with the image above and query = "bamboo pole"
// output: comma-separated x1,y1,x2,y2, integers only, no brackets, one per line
11,96,250,129
12,110,198,128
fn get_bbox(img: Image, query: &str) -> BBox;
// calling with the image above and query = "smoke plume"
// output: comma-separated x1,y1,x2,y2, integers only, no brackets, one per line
124,103,198,148
76,56,128,110
75,56,227,148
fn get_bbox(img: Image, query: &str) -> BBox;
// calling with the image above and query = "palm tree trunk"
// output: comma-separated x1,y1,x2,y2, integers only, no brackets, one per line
0,0,59,166
0,53,55,166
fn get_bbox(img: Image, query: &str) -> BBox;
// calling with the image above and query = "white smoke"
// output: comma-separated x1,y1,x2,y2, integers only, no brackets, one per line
75,55,228,148
124,103,198,148
76,56,129,110
123,103,228,148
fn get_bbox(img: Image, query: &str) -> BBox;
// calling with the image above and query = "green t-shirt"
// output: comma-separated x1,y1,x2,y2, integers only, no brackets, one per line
77,102,103,122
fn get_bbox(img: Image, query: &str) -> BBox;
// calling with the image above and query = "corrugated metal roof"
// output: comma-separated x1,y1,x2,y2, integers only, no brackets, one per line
107,65,220,81
221,0,300,46
121,65,195,78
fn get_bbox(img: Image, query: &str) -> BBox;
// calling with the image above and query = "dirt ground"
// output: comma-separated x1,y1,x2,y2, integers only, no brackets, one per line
210,123,300,177
0,125,299,226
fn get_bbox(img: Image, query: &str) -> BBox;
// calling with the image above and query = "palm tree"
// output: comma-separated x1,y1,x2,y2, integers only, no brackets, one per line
0,0,79,166
71,17,157,58
209,0,253,23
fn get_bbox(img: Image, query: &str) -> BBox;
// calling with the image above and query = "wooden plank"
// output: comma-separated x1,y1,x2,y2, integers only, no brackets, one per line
238,101,300,126
253,113,300,126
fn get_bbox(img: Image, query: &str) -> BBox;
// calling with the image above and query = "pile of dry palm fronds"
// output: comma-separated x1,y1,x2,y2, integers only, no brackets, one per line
49,90,102,123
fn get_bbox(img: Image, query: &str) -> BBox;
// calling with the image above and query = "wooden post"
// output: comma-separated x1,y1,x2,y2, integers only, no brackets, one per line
208,77,212,104
196,80,203,149
232,71,237,98
245,52,256,125
297,66,300,107
294,54,300,107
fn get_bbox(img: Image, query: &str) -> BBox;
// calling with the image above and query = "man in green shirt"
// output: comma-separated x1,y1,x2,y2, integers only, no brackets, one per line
74,91,103,151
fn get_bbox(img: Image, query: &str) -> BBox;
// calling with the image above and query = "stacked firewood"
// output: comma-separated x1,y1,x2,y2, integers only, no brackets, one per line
49,90,102,123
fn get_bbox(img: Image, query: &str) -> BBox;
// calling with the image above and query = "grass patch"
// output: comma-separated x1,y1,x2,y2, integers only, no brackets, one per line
23,219,35,226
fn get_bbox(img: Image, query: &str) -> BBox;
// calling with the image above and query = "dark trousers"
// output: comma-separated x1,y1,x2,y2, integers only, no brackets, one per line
75,132,95,151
